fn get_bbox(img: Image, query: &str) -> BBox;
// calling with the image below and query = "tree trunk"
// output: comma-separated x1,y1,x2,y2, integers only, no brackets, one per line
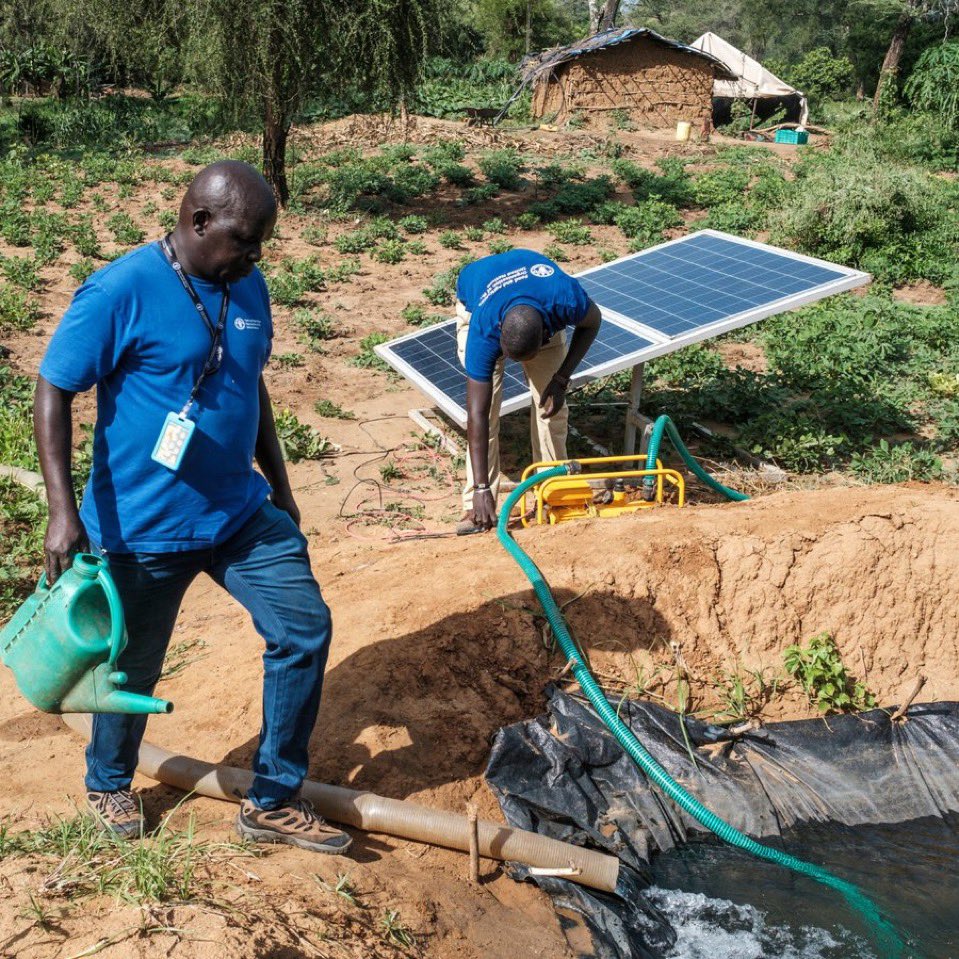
873,8,914,109
587,0,601,33
262,98,289,207
598,0,621,31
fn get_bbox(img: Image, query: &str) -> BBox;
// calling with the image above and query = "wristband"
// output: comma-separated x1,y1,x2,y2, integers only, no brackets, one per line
474,483,491,491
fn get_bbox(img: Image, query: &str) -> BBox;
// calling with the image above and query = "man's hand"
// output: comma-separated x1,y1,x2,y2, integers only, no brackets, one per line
470,489,498,530
44,510,88,584
539,374,569,419
272,489,302,528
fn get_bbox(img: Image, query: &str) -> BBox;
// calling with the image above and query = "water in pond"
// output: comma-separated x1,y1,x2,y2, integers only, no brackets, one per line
644,813,959,959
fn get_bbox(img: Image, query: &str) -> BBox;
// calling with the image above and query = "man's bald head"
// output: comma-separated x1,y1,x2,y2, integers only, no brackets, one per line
172,161,277,284
500,304,545,361
180,160,276,224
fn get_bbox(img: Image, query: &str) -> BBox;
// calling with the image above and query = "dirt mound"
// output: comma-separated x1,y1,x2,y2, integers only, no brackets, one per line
2,482,958,956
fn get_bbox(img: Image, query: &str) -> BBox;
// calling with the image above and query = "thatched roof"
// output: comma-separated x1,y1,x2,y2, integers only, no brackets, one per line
519,26,738,85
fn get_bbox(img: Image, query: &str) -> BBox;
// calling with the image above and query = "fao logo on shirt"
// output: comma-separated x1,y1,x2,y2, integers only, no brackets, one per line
234,317,262,331
530,264,555,278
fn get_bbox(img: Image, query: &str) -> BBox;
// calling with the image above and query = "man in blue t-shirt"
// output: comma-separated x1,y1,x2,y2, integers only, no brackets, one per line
35,161,351,855
455,249,601,532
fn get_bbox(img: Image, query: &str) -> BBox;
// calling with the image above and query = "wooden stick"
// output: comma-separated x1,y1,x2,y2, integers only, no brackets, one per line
467,803,480,883
890,675,927,722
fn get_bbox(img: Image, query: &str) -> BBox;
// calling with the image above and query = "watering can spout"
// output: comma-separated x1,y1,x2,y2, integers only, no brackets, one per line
101,689,174,715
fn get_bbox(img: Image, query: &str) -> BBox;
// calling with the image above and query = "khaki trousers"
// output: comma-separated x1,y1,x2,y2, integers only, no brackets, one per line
456,302,569,510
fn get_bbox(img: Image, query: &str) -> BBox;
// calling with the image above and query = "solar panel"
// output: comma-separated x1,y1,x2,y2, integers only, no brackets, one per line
378,316,654,428
375,230,869,428
578,230,868,342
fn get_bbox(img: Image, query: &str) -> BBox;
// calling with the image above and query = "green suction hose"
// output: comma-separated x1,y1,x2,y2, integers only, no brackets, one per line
643,414,750,501
497,462,905,958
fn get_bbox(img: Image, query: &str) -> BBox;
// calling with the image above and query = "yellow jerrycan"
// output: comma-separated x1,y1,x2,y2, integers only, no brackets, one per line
0,553,173,714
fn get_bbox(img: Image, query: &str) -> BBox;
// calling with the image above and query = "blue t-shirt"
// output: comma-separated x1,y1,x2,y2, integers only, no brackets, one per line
40,242,273,553
456,249,591,382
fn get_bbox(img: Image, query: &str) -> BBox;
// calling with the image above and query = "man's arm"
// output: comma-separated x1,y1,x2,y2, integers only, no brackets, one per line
540,300,602,418
255,376,300,527
34,376,88,583
465,377,497,529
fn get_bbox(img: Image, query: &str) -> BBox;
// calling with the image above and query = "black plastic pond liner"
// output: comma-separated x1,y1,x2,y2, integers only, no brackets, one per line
485,687,959,959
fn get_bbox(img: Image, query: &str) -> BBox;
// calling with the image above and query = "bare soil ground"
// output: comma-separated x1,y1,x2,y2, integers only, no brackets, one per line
1,115,957,958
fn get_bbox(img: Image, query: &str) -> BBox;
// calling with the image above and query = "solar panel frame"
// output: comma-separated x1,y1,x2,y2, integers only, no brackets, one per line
375,315,655,429
375,230,870,429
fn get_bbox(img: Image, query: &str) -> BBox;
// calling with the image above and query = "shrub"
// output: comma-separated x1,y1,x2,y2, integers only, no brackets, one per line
0,288,40,333
488,237,513,254
293,308,335,349
106,212,145,246
373,239,406,264
849,439,944,483
612,158,694,206
482,217,506,234
0,256,41,291
782,47,855,103
546,219,592,245
438,230,464,250
477,149,525,189
904,41,959,130
612,200,681,245
399,215,429,234
516,212,540,230
693,167,751,207
543,242,568,262
772,150,953,283
334,228,376,254
70,216,101,259
68,258,96,286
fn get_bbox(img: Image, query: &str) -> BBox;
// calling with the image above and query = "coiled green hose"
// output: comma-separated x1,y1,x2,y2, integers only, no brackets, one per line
497,459,905,958
643,414,750,501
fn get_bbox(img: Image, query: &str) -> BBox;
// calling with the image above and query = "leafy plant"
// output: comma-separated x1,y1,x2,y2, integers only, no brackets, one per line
849,439,944,483
0,288,41,334
350,332,392,371
547,219,592,245
273,352,304,369
399,214,429,234
293,307,335,349
314,399,355,419
904,41,959,130
438,229,464,249
273,408,333,462
373,238,406,264
477,148,525,189
106,211,145,247
784,633,875,713
68,258,96,286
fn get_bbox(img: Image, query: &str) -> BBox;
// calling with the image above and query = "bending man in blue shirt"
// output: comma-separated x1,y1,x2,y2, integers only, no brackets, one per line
456,249,601,532
34,161,351,855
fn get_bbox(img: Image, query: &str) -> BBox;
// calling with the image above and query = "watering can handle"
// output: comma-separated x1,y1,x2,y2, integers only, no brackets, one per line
96,566,127,668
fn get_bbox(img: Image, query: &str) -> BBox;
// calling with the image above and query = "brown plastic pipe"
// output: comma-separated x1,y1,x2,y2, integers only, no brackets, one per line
62,714,619,893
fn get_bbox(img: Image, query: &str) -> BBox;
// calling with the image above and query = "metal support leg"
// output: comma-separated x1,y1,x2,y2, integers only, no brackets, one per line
623,363,646,455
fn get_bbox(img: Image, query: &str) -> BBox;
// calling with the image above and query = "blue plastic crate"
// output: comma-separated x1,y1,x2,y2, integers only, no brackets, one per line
775,128,809,145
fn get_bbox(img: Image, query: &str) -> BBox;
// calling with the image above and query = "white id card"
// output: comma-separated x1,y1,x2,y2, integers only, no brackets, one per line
151,412,195,471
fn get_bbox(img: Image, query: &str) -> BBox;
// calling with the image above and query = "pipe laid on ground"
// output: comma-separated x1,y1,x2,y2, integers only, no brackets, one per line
61,714,619,894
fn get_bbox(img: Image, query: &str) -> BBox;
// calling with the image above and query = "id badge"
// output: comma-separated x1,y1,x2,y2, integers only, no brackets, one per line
151,412,195,471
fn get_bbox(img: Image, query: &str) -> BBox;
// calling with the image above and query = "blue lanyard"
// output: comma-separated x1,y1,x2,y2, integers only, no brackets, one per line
160,236,230,416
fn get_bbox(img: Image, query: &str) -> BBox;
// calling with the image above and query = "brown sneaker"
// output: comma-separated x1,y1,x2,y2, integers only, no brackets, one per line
87,789,145,839
236,797,353,855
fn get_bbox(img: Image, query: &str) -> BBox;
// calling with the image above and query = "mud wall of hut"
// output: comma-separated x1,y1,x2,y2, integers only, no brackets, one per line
531,38,714,129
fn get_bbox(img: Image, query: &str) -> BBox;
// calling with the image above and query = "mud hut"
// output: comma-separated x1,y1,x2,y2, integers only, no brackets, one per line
521,27,736,129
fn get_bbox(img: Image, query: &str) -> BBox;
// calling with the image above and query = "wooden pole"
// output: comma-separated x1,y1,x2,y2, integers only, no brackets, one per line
467,803,480,882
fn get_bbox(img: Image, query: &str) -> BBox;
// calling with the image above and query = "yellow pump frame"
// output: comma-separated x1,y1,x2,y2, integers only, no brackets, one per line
518,454,685,527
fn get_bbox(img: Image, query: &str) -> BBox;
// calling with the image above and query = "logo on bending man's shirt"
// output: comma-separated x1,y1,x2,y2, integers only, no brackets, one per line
530,263,555,278
234,317,262,331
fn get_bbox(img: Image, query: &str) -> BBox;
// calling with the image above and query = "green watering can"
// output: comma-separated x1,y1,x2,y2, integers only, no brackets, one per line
0,553,172,715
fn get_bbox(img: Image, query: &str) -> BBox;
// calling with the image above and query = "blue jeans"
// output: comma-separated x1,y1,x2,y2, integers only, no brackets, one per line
86,501,332,809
